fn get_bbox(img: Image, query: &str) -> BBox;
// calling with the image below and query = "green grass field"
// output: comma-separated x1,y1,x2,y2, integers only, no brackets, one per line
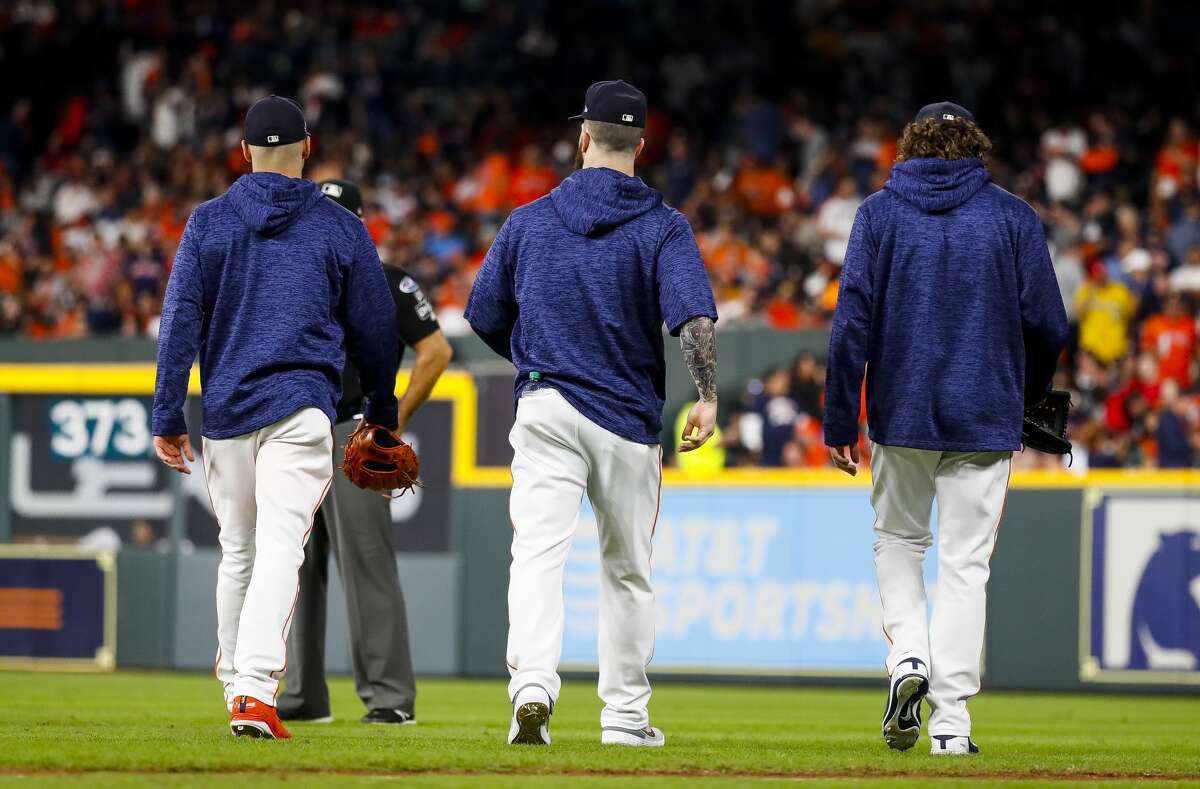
0,671,1197,787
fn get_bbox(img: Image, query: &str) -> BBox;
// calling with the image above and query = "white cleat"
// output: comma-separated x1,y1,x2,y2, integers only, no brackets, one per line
931,735,980,755
507,685,552,745
882,657,929,751
601,725,666,747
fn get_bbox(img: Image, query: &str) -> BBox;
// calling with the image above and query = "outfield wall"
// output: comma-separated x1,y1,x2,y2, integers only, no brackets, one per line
456,477,1200,693
0,363,1196,694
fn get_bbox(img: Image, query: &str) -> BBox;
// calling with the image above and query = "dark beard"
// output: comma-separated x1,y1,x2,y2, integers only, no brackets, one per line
574,140,584,170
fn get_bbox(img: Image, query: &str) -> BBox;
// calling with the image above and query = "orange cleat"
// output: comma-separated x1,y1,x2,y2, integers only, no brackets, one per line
229,695,292,740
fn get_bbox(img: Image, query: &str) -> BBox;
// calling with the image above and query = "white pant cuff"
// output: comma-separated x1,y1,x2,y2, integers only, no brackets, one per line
231,681,276,705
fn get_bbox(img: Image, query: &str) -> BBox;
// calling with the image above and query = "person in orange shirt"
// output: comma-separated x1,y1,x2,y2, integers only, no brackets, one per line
786,412,829,467
364,209,391,246
1155,117,1198,184
698,222,771,286
508,144,558,208
733,155,794,216
1142,293,1196,387
466,151,511,215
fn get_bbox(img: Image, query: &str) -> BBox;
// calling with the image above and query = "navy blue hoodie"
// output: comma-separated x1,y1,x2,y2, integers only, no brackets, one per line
823,158,1068,452
465,167,717,444
153,171,399,440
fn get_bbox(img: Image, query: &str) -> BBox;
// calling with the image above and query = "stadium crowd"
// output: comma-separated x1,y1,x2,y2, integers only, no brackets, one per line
0,1,1197,468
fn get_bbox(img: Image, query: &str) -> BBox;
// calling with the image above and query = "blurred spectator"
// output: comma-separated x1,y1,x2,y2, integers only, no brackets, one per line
1076,261,1137,364
508,145,557,208
1052,245,1085,323
1141,293,1196,387
1166,199,1200,266
1154,118,1197,204
1155,380,1194,468
131,520,157,548
790,113,830,194
789,353,824,420
663,133,698,206
815,177,861,265
1041,119,1086,204
734,156,794,216
747,368,801,468
1169,244,1200,293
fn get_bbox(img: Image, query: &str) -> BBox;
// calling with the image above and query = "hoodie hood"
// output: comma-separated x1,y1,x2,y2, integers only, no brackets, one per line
227,172,326,236
550,167,662,236
884,158,990,214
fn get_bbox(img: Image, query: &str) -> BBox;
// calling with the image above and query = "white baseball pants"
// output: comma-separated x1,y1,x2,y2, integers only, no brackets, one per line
506,387,662,729
870,442,1012,737
205,407,333,707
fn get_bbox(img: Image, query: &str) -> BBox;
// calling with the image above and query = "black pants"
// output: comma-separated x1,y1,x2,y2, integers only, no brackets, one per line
278,419,416,717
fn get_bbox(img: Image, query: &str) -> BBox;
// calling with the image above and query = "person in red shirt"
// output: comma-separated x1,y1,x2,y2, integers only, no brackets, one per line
1105,352,1163,431
1142,293,1196,387
763,280,804,329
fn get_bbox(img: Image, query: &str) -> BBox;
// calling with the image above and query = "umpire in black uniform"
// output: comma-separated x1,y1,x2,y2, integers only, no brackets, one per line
279,179,453,724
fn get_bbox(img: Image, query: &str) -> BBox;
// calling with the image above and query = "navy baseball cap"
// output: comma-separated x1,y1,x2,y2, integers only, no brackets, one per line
568,80,646,128
914,101,975,124
319,179,364,217
244,95,309,146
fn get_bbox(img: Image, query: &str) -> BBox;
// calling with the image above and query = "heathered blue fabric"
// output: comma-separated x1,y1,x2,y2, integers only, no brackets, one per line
465,166,717,444
823,157,1069,451
153,171,399,440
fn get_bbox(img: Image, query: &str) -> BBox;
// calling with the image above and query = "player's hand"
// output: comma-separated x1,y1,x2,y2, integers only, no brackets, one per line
154,434,195,474
680,399,717,452
829,444,860,476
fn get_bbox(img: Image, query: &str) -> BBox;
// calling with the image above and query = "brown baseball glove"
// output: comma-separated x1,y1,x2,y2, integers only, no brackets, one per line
342,422,420,497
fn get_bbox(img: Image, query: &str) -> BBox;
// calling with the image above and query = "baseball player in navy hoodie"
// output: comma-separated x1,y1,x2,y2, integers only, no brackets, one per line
823,103,1068,756
151,96,400,740
466,81,718,748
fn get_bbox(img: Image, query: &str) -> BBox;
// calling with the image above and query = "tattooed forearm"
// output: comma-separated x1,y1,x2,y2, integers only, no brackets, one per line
680,316,718,403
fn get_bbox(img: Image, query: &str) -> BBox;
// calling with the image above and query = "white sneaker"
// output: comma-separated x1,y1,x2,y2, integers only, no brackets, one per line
601,725,666,747
507,685,552,745
931,735,979,755
882,656,929,751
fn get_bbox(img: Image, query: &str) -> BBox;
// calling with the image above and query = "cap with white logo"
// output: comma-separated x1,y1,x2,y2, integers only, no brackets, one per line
318,179,364,217
244,95,309,147
913,101,975,125
568,80,646,127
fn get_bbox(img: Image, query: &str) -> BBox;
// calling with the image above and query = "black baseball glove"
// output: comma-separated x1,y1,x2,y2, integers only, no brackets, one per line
1022,389,1072,456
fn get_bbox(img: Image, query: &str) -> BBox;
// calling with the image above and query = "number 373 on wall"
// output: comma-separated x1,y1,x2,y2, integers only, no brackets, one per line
48,399,153,460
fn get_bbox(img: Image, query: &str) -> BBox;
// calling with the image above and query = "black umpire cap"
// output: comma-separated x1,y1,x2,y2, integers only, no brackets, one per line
569,80,646,128
244,95,309,146
914,101,975,124
319,179,364,217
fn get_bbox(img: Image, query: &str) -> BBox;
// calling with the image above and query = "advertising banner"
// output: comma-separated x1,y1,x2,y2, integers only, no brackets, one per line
0,547,116,670
561,488,938,675
1081,491,1200,684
